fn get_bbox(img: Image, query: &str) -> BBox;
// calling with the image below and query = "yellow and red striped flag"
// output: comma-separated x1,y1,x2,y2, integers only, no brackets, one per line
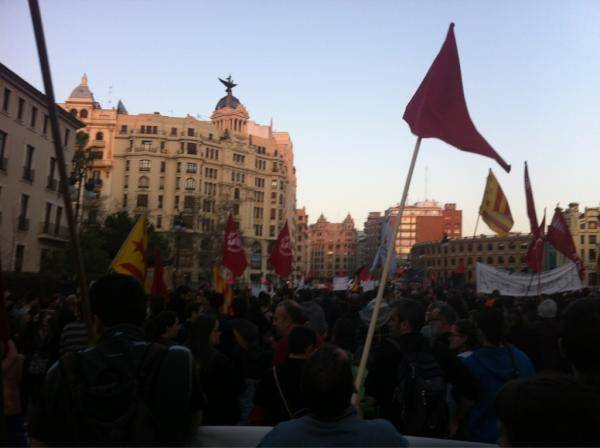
111,214,148,285
479,169,514,236
213,265,234,315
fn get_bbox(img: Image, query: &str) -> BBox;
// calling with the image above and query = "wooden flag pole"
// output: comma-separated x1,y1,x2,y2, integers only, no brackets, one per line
28,0,94,343
353,137,422,404
473,214,481,239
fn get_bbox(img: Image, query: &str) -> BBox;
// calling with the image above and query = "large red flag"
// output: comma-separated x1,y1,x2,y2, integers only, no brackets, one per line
403,23,510,173
547,208,585,280
269,222,293,278
525,214,546,273
222,213,247,277
150,249,168,299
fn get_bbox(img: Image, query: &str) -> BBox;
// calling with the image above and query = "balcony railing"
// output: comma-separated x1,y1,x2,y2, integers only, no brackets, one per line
22,167,35,182
134,146,158,153
38,222,69,240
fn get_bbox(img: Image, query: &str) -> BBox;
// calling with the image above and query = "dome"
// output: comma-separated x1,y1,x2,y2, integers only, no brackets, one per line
215,94,241,110
68,73,95,100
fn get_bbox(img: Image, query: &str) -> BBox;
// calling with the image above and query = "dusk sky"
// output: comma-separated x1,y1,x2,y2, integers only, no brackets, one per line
2,0,599,234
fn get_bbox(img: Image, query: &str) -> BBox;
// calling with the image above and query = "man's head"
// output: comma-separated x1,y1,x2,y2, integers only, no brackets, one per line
476,307,505,347
288,325,317,358
561,298,600,382
389,298,425,337
184,301,200,322
302,344,354,419
90,274,146,329
429,302,457,337
273,300,305,337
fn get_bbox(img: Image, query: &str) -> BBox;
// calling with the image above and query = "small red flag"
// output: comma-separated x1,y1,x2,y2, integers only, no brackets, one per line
403,23,510,173
547,208,585,280
0,256,9,346
525,214,546,273
269,222,293,278
453,259,466,274
150,250,168,299
222,213,247,277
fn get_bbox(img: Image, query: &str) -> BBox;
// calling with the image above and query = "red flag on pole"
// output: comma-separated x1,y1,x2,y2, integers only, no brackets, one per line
150,250,168,299
269,222,293,278
547,208,585,280
453,259,466,274
403,23,511,173
524,162,539,232
524,162,545,273
222,213,247,277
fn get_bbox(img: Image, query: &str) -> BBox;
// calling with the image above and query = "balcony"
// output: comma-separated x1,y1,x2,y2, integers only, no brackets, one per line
0,157,7,172
46,177,58,191
89,140,105,148
22,167,35,182
134,146,158,153
38,222,69,241
17,216,29,231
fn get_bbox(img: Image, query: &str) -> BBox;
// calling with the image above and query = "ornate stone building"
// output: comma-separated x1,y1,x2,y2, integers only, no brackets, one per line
60,75,298,285
562,202,599,287
411,233,531,284
294,207,310,277
308,213,357,280
0,63,83,272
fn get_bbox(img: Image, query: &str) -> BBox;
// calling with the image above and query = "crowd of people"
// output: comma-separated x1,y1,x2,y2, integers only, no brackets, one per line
2,274,600,446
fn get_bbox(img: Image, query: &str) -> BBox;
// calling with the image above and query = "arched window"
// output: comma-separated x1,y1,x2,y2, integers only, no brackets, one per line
185,178,196,190
70,108,78,116
95,131,104,141
79,109,88,119
138,176,149,188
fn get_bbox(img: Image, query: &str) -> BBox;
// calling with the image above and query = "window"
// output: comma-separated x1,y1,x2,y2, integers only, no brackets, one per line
175,195,180,209
79,109,88,119
233,203,239,215
156,216,162,229
0,130,6,170
176,162,181,173
234,188,240,200
270,226,276,237
95,131,103,141
14,245,24,273
270,208,276,220
590,235,597,245
278,209,283,220
142,140,152,150
176,177,181,190
139,159,150,171
43,203,52,233
254,224,263,236
204,182,216,196
202,199,214,213
254,207,264,219
2,88,10,112
160,141,165,151
185,178,196,190
590,249,597,262
205,167,217,179
23,145,35,181
124,175,129,189
171,127,177,136
255,177,265,188
255,159,267,170
55,206,63,234
187,143,197,155
138,176,149,188
271,179,278,188
186,163,197,173
581,235,585,244
159,161,165,173
255,191,264,202
206,147,219,160
137,194,148,207
270,192,277,203
64,128,70,147
231,171,245,183
233,153,245,164
17,98,24,120
187,128,194,137
30,107,37,128
43,115,48,134
47,157,56,189
159,176,164,190
120,125,128,134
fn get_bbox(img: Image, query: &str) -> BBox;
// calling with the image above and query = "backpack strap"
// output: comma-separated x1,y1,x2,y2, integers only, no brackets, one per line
272,365,293,419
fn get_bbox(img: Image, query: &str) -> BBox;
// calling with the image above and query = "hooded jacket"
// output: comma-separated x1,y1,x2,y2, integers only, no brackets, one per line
463,345,534,443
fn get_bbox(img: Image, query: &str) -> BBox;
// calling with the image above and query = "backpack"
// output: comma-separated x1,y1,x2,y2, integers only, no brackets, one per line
387,338,449,438
59,342,167,446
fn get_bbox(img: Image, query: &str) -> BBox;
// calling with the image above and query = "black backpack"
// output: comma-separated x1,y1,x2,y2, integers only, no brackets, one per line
59,342,167,446
387,338,449,438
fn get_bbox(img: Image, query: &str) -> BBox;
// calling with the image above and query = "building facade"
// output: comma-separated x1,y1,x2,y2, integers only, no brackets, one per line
358,211,385,268
562,202,599,287
60,75,297,285
294,207,310,277
411,233,531,284
308,213,357,279
0,63,83,273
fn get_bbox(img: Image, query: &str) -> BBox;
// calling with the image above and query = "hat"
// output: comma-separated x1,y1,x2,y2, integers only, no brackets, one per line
537,299,557,319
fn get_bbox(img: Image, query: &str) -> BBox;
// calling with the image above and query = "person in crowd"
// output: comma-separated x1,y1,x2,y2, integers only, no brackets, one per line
30,274,194,446
529,298,563,372
168,285,192,324
331,317,358,359
246,291,272,346
250,325,317,425
147,294,166,320
300,300,328,338
258,344,409,447
449,319,480,359
206,291,235,357
495,373,600,446
463,307,535,444
178,301,200,345
188,314,242,425
2,339,28,446
272,300,307,365
59,295,88,355
146,310,180,346
560,297,600,390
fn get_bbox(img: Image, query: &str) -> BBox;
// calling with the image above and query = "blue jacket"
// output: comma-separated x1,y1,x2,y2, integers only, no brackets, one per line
258,407,409,447
463,345,534,443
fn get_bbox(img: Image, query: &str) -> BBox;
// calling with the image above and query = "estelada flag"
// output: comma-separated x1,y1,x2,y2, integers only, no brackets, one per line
269,222,293,277
213,265,234,315
222,213,247,277
150,249,168,299
403,23,511,173
479,169,514,236
547,208,585,280
111,214,147,285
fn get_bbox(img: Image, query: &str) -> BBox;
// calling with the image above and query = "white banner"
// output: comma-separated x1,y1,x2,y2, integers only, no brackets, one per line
333,276,350,291
361,280,377,292
476,262,583,297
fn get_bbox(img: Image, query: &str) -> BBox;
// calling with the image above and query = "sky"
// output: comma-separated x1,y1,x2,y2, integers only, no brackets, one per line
2,0,599,233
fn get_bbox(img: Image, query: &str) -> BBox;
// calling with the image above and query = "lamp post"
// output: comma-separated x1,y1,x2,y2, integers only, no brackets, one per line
173,211,186,286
